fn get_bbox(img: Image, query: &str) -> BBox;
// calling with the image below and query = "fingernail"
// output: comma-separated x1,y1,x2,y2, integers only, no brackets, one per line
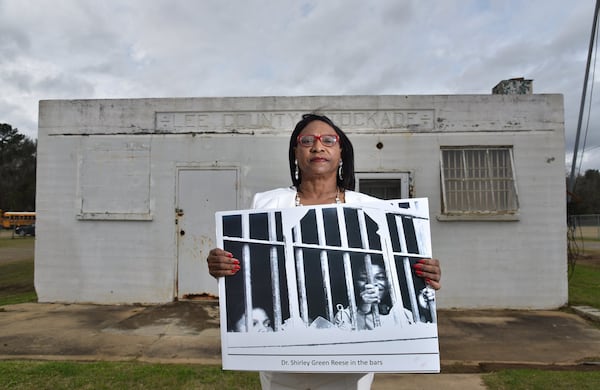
233,259,240,265
231,269,237,274
227,253,233,258
415,270,424,276
426,278,432,284
418,259,427,264
413,263,422,269
233,265,240,271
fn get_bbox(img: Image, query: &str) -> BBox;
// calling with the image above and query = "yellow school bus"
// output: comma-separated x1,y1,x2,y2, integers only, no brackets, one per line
1,211,36,229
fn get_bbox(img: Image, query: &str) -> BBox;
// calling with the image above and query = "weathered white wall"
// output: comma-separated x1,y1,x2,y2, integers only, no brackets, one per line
35,95,566,308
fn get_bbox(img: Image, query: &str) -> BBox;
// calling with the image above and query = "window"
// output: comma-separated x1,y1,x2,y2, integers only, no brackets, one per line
77,138,152,220
356,172,410,199
440,147,518,218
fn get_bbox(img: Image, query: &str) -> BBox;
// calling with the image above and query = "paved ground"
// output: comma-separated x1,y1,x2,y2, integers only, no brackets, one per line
1,301,599,389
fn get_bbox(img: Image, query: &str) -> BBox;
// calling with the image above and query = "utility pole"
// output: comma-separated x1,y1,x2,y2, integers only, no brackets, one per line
568,0,600,196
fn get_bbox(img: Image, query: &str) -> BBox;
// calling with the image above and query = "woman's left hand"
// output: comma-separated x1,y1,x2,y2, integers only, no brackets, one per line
413,258,441,290
359,283,381,304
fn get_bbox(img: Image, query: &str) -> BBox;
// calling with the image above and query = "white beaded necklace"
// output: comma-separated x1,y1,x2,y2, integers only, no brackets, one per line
295,188,341,207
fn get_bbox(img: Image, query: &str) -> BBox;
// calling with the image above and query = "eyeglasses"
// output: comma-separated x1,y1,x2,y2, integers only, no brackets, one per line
296,134,339,147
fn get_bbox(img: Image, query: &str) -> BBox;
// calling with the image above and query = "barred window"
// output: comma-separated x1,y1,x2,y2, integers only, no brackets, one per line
356,172,410,199
440,147,519,215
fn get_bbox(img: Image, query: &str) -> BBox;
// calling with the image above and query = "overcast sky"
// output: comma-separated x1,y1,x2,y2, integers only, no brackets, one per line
2,0,599,173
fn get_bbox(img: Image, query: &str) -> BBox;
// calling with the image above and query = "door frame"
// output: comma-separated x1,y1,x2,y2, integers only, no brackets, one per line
174,163,240,299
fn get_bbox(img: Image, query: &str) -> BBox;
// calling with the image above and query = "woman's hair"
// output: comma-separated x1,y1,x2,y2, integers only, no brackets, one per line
288,113,356,190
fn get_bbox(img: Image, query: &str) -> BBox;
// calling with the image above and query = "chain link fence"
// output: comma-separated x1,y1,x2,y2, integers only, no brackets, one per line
569,214,600,240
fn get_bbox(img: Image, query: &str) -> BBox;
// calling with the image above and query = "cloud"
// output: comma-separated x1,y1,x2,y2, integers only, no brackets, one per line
0,0,599,171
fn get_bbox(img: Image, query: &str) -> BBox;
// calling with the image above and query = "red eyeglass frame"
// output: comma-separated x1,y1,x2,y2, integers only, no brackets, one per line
296,134,340,147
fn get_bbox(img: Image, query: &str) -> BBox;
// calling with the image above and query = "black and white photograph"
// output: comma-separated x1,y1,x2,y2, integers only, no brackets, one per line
216,198,439,373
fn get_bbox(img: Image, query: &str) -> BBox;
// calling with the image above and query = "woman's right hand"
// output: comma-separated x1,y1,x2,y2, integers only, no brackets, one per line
359,283,380,305
207,248,240,278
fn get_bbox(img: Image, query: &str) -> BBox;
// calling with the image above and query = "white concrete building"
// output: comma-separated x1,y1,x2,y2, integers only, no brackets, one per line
35,89,567,309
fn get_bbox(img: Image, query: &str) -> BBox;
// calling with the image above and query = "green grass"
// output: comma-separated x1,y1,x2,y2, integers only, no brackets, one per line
0,235,34,249
0,233,37,306
2,362,600,390
0,361,260,389
582,237,600,242
0,258,37,306
483,369,600,390
569,264,600,307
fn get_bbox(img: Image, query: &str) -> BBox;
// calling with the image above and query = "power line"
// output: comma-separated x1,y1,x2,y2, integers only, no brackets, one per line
577,19,599,176
568,0,600,195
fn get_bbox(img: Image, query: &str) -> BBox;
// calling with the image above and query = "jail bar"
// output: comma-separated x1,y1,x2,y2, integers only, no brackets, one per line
357,209,381,327
315,208,334,322
268,211,282,331
395,214,422,323
242,213,253,332
427,289,437,323
403,257,420,322
293,224,310,325
375,217,400,307
412,216,437,323
378,213,404,318
414,218,432,258
380,235,401,308
336,206,358,330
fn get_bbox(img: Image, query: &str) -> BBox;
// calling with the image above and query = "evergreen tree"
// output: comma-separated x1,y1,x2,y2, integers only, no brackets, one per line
571,169,600,214
0,123,36,211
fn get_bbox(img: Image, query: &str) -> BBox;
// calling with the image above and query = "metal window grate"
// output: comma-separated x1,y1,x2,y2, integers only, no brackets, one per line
358,179,403,199
440,147,519,214
221,202,435,333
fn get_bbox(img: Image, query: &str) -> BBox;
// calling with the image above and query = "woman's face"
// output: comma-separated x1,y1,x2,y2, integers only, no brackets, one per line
235,308,273,332
357,264,388,300
294,120,342,182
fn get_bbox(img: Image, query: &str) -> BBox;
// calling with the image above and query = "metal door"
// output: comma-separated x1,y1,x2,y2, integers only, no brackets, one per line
176,168,238,298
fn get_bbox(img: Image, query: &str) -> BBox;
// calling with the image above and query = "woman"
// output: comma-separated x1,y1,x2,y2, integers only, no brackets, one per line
346,260,434,330
207,113,441,390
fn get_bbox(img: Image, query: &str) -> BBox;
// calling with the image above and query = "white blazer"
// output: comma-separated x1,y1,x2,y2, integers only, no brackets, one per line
252,186,379,388
252,186,380,209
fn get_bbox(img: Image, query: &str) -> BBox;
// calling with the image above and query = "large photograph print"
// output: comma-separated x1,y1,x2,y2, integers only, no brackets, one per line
216,198,439,373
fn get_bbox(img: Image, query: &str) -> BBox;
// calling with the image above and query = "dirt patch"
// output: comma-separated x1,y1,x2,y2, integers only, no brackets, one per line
575,253,600,268
112,300,220,332
478,362,600,372
0,247,34,264
0,233,34,264
571,237,600,268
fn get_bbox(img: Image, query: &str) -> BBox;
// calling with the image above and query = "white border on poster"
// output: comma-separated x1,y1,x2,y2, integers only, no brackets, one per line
215,198,439,373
